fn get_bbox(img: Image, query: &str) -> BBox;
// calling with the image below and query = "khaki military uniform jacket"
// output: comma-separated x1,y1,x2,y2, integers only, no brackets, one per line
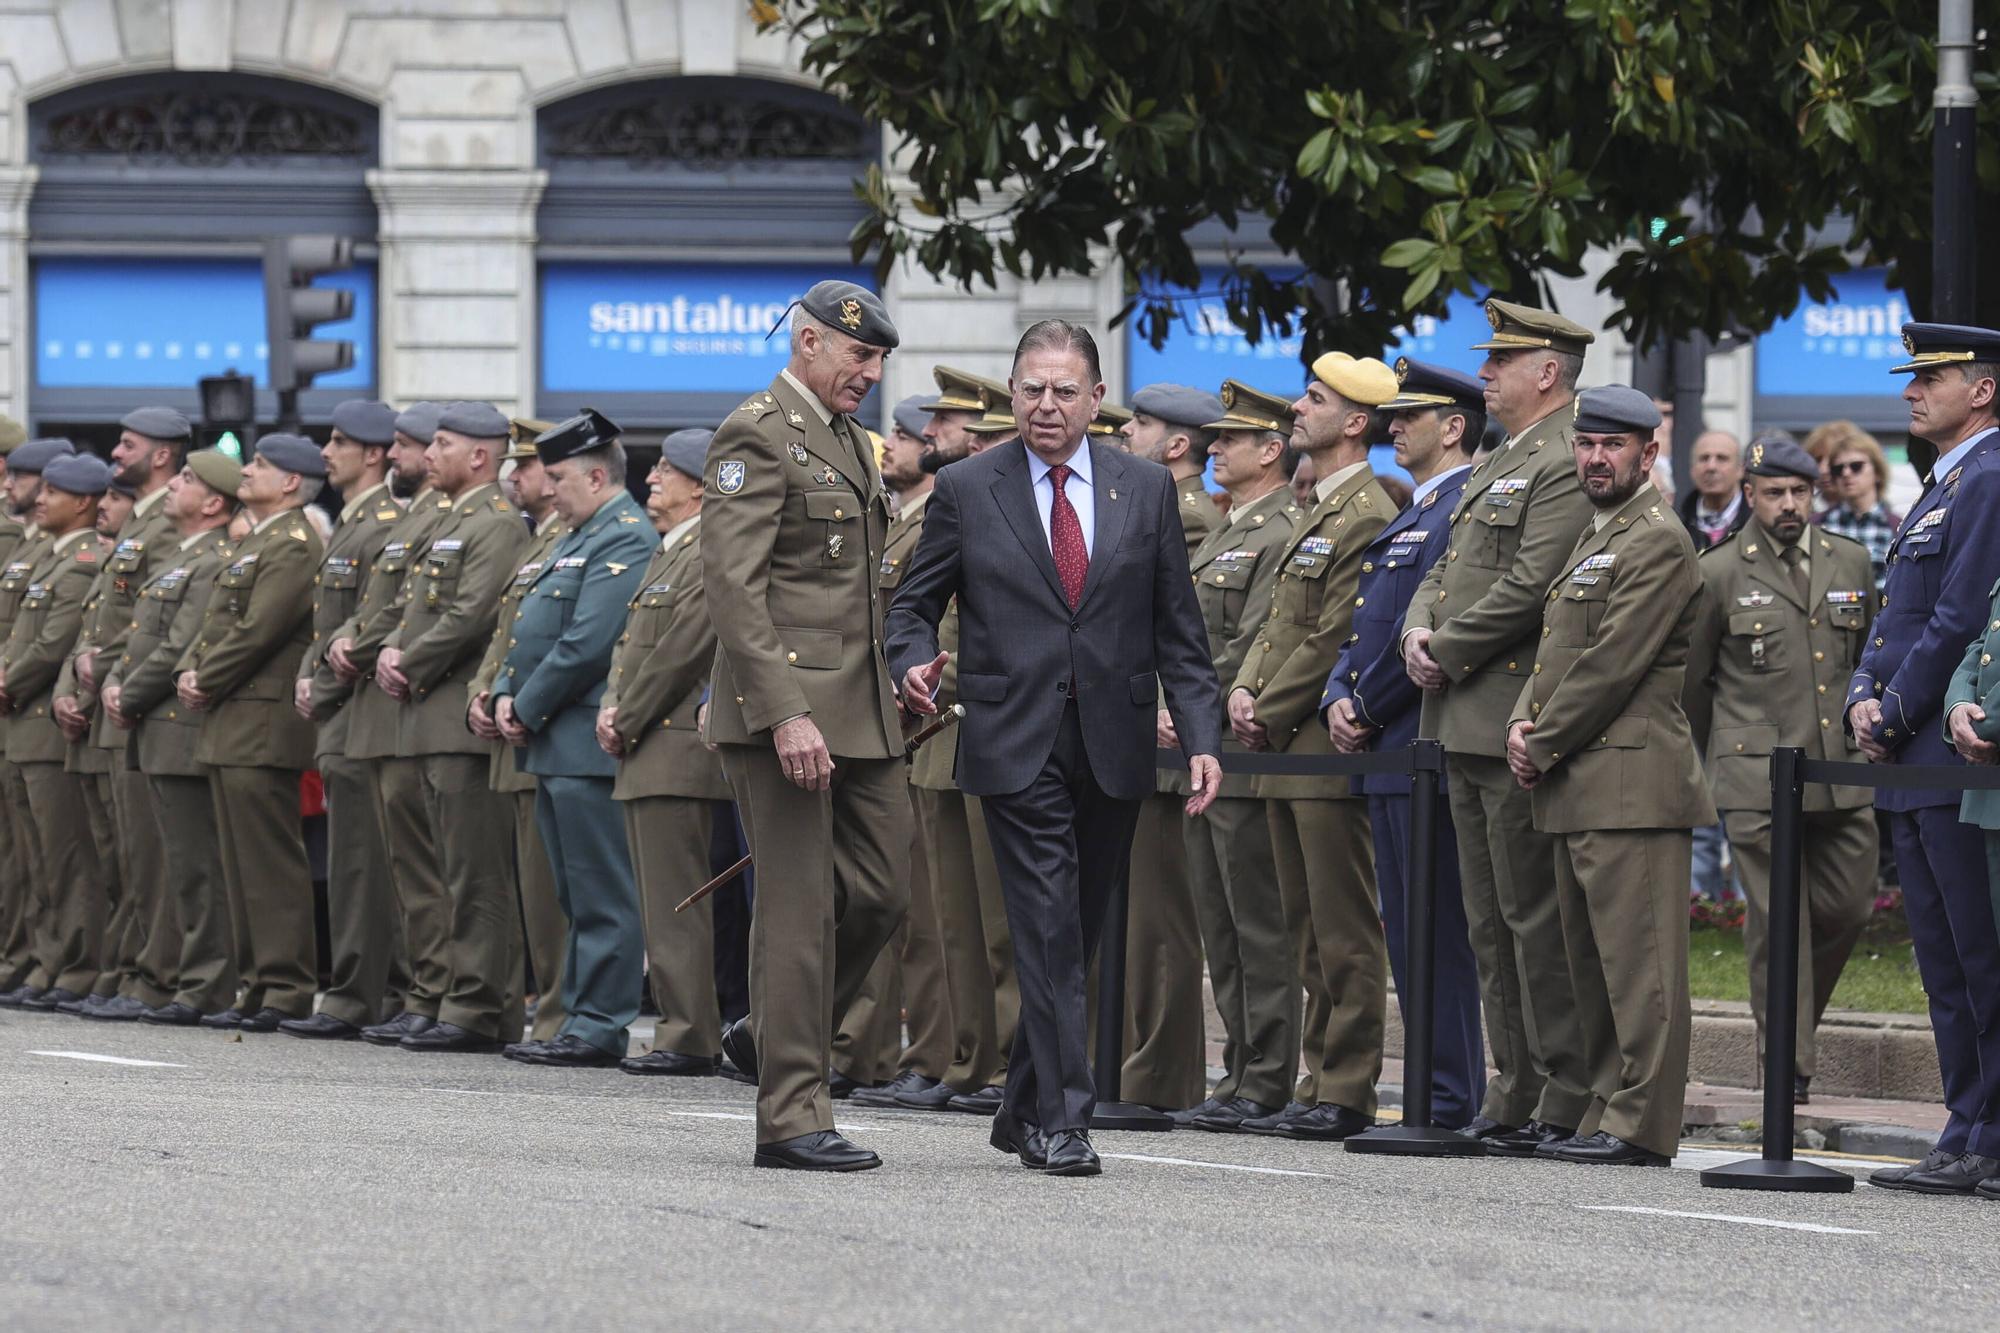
3,528,106,764
1231,463,1391,800
605,516,729,802
384,482,527,758
1684,520,1875,813
0,529,42,750
1189,484,1301,799
339,487,457,762
1405,405,1593,757
178,508,322,771
1176,473,1216,556
885,497,959,792
0,515,25,573
299,481,402,757
702,373,902,760
470,513,568,794
56,487,175,754
109,529,233,777
1510,486,1714,833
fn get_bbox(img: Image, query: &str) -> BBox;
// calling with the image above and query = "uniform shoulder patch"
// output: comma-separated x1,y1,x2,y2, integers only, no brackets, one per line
716,460,746,494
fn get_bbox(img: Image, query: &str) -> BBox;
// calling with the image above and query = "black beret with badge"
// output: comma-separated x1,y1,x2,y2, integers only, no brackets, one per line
1743,435,1819,481
330,399,398,448
255,432,329,478
119,405,193,441
1889,322,2000,375
1132,382,1227,430
534,407,621,466
801,279,899,350
1471,298,1596,358
1384,357,1485,414
1572,384,1662,437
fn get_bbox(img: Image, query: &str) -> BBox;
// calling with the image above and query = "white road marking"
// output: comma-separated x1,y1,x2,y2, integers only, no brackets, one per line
1580,1205,1874,1236
26,1050,186,1068
1103,1152,1335,1179
419,1087,508,1096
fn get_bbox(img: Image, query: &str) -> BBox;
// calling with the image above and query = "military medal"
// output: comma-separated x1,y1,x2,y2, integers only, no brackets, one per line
788,442,809,465
819,467,841,487
827,533,845,560
1737,589,1773,608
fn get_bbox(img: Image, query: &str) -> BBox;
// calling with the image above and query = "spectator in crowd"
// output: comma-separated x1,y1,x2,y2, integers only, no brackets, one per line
1675,429,1748,549
1810,421,1902,592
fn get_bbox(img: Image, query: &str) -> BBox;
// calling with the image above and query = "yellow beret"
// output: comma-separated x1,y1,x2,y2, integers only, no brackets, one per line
0,414,24,454
1309,352,1398,407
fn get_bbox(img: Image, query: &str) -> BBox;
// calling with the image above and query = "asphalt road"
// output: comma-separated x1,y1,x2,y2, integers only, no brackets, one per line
2,1009,1994,1332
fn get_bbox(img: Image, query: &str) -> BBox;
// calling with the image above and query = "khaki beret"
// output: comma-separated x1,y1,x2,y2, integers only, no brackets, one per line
186,449,243,498
0,414,24,454
1309,352,1398,407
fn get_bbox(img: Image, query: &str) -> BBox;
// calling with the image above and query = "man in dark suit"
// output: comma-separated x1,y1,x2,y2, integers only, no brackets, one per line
887,319,1223,1177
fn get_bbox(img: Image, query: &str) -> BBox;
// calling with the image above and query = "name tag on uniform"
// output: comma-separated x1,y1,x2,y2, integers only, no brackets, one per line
644,582,671,595
1825,589,1865,605
513,560,544,584
431,538,464,554
1298,536,1334,556
227,554,259,574
156,568,189,589
381,542,408,560
553,556,586,570
1487,478,1529,496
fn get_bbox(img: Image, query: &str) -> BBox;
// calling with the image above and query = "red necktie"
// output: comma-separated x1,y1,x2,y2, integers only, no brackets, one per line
1048,463,1088,608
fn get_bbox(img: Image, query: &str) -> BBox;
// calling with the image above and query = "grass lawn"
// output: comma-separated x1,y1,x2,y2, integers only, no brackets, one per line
1687,913,1926,1015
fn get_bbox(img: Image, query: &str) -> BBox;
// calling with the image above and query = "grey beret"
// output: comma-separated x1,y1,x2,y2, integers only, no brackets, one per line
394,401,444,443
10,437,77,474
108,477,137,499
254,432,329,479
659,428,713,482
331,400,398,448
1572,385,1662,436
1744,436,1820,482
437,401,510,439
119,406,192,441
800,280,898,349
1132,383,1228,430
43,452,113,496
891,394,931,439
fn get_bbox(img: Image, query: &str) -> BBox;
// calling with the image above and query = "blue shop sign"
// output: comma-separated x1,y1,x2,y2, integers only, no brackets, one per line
34,257,374,390
540,262,873,394
1756,268,1911,398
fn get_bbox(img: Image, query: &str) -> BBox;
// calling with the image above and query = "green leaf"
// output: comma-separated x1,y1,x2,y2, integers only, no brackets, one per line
1491,83,1540,116
1401,263,1443,307
1408,165,1459,194
1381,238,1439,267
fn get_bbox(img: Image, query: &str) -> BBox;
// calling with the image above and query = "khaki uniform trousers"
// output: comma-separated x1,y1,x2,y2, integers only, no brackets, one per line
81,768,125,995
917,786,1018,1091
0,761,35,986
113,751,177,1007
317,755,406,1027
379,755,452,1019
723,745,909,1144
406,753,521,1039
627,795,723,1059
1723,807,1876,1081
1115,792,1208,1110
209,765,316,1017
1269,794,1383,1115
22,761,105,993
1448,751,1595,1130
834,787,953,1084
515,788,568,1042
150,773,238,1013
1185,793,1295,1108
1554,827,1693,1158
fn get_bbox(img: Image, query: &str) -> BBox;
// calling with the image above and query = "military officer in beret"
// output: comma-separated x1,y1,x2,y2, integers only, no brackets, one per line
1402,298,1598,1154
1321,359,1486,1128
1122,381,1221,550
104,453,243,1022
0,452,111,1010
173,434,325,1029
1164,381,1301,1125
278,400,406,1038
491,409,655,1066
703,280,912,1171
469,418,570,1044
1505,386,1711,1167
1685,436,1877,1105
1854,324,2000,1195
1221,353,1396,1140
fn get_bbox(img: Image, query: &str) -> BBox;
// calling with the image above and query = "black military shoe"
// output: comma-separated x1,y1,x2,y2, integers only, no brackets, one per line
829,1068,871,1100
1042,1129,1102,1177
1276,1103,1375,1142
1485,1119,1577,1159
140,1001,204,1026
619,1049,721,1077
1239,1101,1312,1136
278,1012,364,1040
503,1033,618,1066
1551,1130,1670,1167
23,987,84,1011
199,1008,244,1029
1190,1096,1282,1133
81,995,151,1021
894,1078,963,1111
754,1130,880,1172
0,983,44,1007
1457,1114,1518,1142
948,1084,1004,1114
1872,1147,1958,1190
850,1069,938,1108
1794,1074,1811,1106
719,1017,758,1083
1895,1152,2000,1195
360,1012,433,1046
237,1008,288,1033
399,1021,504,1054
56,993,108,1016
1168,1096,1226,1128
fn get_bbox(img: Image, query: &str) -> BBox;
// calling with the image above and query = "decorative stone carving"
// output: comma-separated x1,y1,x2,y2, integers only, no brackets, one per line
40,90,367,165
545,88,865,168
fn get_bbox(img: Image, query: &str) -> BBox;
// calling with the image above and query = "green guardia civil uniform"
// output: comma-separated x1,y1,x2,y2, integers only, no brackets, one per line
178,507,323,1017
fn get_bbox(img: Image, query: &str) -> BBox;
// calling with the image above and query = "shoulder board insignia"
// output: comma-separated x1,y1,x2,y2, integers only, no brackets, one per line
605,561,628,575
492,498,513,512
435,496,452,509
290,525,310,541
1181,491,1198,506
617,515,641,524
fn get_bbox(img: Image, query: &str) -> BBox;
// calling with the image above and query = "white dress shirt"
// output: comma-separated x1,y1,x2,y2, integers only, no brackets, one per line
1027,442,1096,559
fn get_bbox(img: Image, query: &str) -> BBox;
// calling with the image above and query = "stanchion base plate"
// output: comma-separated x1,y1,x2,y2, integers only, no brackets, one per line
1700,1157,1855,1193
1344,1124,1488,1157
1090,1101,1174,1133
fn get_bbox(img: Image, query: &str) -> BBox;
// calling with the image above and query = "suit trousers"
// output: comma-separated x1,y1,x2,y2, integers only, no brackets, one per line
149,772,237,1012
1447,751,1595,1130
22,761,105,994
1116,792,1207,1110
379,755,451,1019
82,769,125,995
536,774,642,1056
1370,793,1485,1130
917,786,1017,1091
626,794,723,1059
208,765,316,1017
1552,827,1692,1158
114,751,177,1008
1268,795,1384,1115
413,754,522,1039
1892,807,2000,1158
723,745,909,1144
515,788,568,1042
1184,793,1296,1109
0,760,35,987
317,755,405,1027
1723,807,1876,1081
979,700,1141,1133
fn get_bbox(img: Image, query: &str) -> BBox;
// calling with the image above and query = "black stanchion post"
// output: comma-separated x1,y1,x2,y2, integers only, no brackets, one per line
1090,867,1172,1132
1702,746,1852,1193
1348,739,1484,1157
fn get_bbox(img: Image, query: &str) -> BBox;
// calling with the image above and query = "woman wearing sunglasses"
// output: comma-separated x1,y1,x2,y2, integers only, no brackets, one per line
1810,421,1901,592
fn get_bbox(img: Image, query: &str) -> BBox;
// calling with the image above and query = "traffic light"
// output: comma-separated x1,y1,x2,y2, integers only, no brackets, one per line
198,368,254,428
262,235,355,401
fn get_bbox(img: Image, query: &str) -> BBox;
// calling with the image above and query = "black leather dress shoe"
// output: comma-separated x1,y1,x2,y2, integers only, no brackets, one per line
237,1008,289,1033
1276,1103,1375,1142
1190,1096,1281,1133
1168,1095,1225,1128
619,1049,721,1076
199,1007,244,1029
1457,1114,1518,1142
1484,1119,1577,1159
81,995,150,1021
1975,1173,2000,1200
850,1070,937,1108
989,1112,1049,1169
1551,1130,1670,1167
23,987,84,1011
503,1033,618,1066
830,1069,870,1100
948,1084,1004,1114
360,1012,433,1045
278,1012,363,1040
1240,1101,1312,1136
754,1129,881,1172
1042,1129,1102,1177
720,1017,758,1083
140,1001,203,1026
1896,1151,2000,1195
399,1021,504,1053
0,983,44,1007
894,1078,964,1111
1794,1074,1811,1106
55,992,103,1015
1873,1147,1957,1190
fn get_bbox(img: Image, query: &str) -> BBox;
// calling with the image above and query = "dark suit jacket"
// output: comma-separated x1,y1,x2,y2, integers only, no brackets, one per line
885,436,1221,801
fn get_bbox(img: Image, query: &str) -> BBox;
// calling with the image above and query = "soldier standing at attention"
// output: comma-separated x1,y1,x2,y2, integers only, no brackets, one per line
493,411,655,1067
1684,438,1878,1106
0,421,29,997
284,400,404,1039
174,435,325,1030
1506,386,1712,1167
703,281,911,1171
1401,299,1598,1156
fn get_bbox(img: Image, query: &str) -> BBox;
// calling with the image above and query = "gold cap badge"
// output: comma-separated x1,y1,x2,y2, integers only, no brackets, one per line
1395,357,1411,382
839,298,863,330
